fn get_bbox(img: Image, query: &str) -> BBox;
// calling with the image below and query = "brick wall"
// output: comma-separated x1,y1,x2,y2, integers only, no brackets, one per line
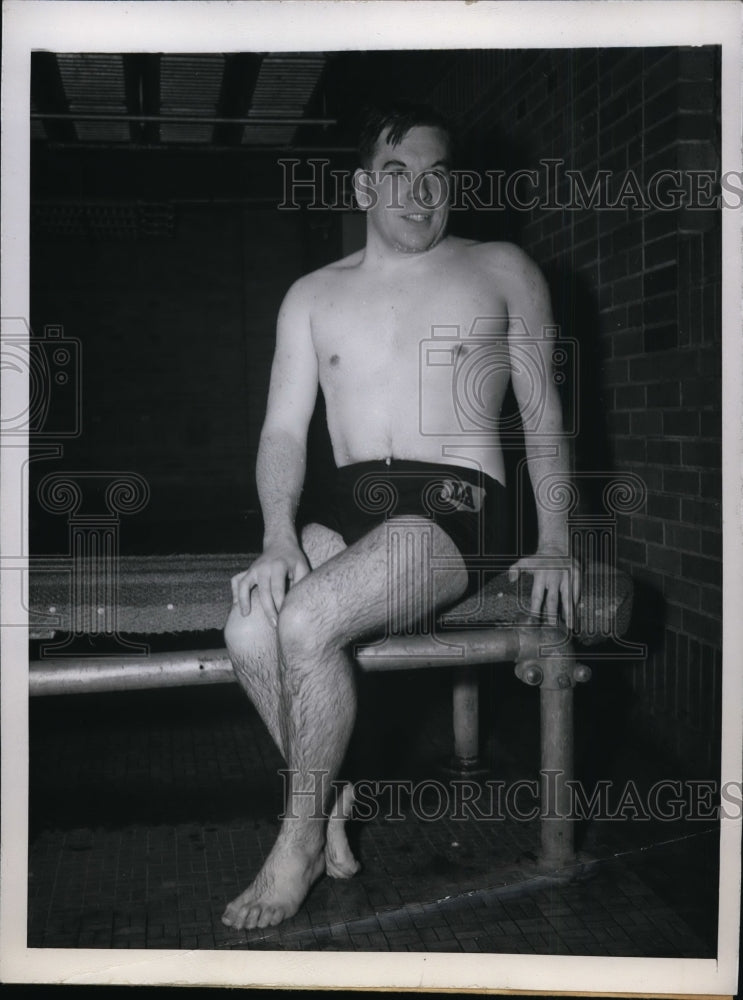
445,48,722,771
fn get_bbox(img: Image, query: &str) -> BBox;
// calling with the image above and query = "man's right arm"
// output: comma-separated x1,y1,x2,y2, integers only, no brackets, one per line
232,277,319,624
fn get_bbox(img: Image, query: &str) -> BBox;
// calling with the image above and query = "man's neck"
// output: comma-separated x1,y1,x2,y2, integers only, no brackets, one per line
361,232,449,270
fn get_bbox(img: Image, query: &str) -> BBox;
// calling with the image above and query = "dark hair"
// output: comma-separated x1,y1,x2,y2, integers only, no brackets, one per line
357,102,454,167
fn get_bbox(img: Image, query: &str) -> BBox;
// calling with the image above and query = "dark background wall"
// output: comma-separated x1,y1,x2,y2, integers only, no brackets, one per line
30,47,722,773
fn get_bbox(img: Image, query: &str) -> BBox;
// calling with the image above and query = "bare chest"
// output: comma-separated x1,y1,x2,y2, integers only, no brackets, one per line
311,271,507,385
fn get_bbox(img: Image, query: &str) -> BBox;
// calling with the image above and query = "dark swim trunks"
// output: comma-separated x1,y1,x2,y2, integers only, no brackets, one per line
314,459,510,593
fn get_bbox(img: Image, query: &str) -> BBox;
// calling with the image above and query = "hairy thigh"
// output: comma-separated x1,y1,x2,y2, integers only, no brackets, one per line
284,516,468,647
301,522,347,570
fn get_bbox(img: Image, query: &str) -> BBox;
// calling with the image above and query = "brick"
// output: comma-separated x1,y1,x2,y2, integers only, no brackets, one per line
663,468,700,496
645,233,680,270
682,607,722,644
698,527,722,560
613,436,647,464
645,380,680,407
613,384,646,410
611,328,644,357
647,438,681,465
607,411,630,436
662,410,700,437
646,542,682,576
682,440,720,469
699,471,722,501
602,358,629,385
681,553,721,588
644,293,678,327
681,496,721,529
663,576,700,611
646,493,681,521
617,536,647,565
627,355,658,383
643,324,678,353
600,250,632,284
612,274,643,306
644,211,679,243
681,376,718,408
645,82,680,126
631,410,662,437
643,264,678,298
700,411,720,438
665,602,684,631
645,114,682,154
632,516,664,544
699,584,722,620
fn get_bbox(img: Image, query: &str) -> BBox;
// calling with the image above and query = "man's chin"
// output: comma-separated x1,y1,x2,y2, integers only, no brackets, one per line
393,229,445,254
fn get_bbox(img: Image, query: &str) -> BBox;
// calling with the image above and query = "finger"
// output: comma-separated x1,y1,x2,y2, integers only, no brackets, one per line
270,565,288,617
291,557,310,586
256,571,279,626
560,575,573,631
508,558,527,583
572,565,582,607
237,573,255,618
544,581,560,623
529,574,545,618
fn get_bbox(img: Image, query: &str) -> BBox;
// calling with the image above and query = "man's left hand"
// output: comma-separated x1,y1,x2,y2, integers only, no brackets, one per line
508,548,581,631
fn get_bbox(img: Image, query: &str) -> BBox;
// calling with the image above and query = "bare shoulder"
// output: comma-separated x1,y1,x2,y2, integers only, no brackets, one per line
282,249,363,308
468,240,544,283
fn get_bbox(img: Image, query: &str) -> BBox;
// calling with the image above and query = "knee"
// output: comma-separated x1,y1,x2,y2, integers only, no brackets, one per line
277,588,338,661
224,601,265,658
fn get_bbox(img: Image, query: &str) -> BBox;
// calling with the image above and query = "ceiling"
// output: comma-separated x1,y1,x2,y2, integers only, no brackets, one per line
30,49,506,237
33,51,337,150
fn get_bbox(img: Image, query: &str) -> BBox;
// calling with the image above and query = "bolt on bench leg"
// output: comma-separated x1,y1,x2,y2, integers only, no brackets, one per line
515,634,591,871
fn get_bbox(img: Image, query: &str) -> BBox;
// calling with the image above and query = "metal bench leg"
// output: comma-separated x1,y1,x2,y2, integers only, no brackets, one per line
516,636,591,870
451,667,481,772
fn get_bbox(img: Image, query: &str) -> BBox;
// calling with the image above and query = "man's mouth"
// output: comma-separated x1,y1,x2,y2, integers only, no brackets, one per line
402,213,432,223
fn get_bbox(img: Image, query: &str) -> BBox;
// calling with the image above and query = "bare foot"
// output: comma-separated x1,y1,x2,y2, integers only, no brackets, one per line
222,838,325,930
325,782,361,879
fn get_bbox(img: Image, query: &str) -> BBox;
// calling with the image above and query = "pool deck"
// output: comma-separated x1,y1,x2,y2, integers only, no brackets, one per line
28,664,720,957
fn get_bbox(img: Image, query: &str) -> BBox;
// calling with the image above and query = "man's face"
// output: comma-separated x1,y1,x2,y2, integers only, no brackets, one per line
359,125,451,255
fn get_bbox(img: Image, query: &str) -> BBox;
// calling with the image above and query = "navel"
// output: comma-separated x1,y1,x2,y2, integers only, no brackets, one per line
329,353,340,367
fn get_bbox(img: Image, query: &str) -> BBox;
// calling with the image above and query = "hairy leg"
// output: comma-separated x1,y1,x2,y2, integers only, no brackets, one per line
223,523,347,757
222,518,468,930
223,523,355,915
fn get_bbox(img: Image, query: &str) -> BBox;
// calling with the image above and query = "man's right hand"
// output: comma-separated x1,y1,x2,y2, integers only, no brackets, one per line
231,539,310,626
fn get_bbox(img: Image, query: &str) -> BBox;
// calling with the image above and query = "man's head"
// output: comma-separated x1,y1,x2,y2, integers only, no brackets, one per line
357,103,454,169
354,103,454,255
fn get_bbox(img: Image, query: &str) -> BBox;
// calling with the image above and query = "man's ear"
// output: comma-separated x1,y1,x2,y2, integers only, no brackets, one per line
353,168,376,211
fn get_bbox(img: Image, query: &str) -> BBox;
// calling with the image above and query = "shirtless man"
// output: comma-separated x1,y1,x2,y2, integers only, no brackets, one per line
222,104,579,931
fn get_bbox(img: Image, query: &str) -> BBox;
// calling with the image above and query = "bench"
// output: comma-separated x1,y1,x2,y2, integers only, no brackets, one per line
29,547,632,872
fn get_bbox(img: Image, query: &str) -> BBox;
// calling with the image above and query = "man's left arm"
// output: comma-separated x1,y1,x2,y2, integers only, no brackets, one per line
500,245,581,629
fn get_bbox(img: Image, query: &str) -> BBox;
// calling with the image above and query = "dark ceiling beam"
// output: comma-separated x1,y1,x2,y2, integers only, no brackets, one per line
213,52,263,146
122,54,161,145
30,52,77,143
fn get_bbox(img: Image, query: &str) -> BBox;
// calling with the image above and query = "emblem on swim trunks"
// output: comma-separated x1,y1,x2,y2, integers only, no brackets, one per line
439,478,485,512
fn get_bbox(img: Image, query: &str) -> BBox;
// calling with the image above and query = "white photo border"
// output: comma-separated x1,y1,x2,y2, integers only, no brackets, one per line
1,1,741,993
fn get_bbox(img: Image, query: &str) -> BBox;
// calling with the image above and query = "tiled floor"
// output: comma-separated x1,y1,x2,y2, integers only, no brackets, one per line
27,662,720,956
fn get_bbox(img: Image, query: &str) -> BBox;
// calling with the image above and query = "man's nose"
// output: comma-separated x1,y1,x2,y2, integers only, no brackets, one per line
413,173,435,206
412,172,446,209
